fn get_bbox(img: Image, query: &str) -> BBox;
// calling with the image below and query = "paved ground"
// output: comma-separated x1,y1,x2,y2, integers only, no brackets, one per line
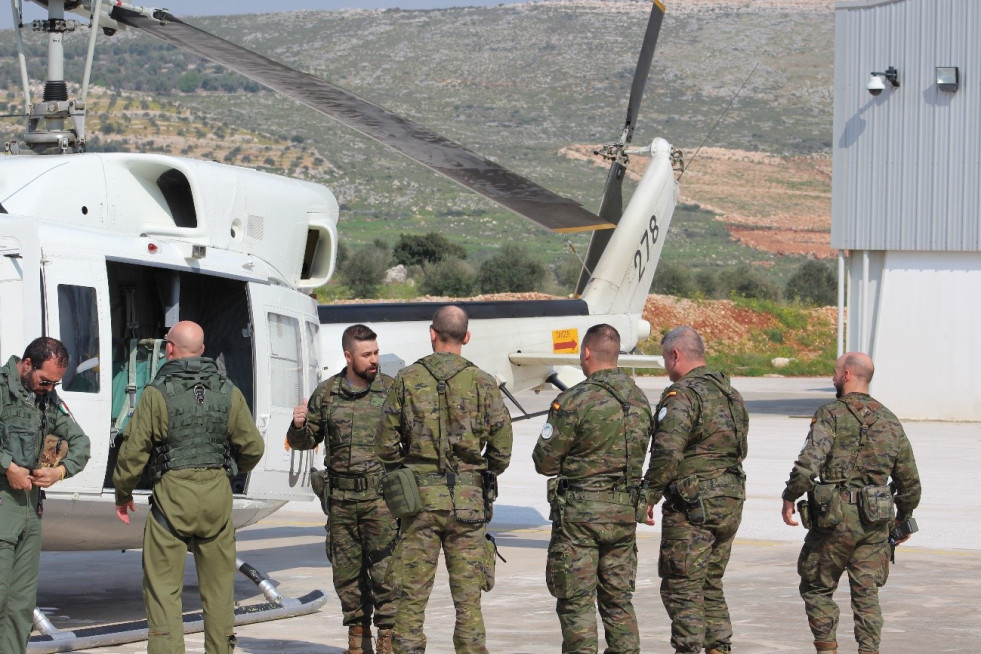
33,377,981,653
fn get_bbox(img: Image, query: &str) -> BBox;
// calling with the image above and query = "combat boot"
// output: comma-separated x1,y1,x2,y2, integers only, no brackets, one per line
375,628,394,654
345,625,374,654
814,641,838,654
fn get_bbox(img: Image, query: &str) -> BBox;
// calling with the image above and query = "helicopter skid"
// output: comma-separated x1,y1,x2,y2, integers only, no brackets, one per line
28,560,328,653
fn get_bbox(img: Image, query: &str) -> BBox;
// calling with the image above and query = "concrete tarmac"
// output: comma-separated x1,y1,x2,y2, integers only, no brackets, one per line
36,377,981,653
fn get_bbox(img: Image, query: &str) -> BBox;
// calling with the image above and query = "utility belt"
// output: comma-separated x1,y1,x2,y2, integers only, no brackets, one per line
548,476,647,524
564,486,636,506
415,471,481,487
799,482,895,530
330,471,383,492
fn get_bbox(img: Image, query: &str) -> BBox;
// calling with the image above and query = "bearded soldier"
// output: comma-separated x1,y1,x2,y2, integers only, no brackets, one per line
289,324,397,654
1,337,91,654
781,352,921,654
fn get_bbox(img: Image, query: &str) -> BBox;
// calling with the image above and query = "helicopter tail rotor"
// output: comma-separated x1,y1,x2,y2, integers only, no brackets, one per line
575,0,666,295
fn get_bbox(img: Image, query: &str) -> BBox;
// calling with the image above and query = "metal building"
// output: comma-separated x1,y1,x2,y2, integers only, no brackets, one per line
833,0,981,420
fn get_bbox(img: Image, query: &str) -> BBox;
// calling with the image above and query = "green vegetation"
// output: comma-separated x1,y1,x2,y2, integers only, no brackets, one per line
477,244,545,294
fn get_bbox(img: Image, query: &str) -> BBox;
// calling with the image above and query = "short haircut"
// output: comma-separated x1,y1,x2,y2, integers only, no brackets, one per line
841,352,875,384
582,323,620,363
431,305,468,344
23,337,70,369
342,324,378,354
660,326,706,361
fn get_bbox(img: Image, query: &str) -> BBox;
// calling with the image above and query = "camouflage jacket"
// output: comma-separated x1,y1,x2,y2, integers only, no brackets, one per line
532,367,652,523
376,352,512,516
644,366,749,505
782,392,921,520
286,369,393,500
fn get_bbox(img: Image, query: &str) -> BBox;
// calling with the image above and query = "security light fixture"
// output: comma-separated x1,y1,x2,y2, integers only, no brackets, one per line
937,66,959,92
868,66,900,96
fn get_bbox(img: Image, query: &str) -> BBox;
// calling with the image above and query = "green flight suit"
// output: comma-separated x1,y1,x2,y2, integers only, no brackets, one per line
532,367,653,654
782,392,921,653
376,352,512,654
0,356,91,654
645,366,749,654
286,370,398,630
113,357,264,654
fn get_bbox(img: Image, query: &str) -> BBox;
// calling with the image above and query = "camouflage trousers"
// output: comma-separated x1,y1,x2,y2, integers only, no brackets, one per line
327,496,399,629
546,519,639,654
797,504,890,653
658,495,743,654
386,510,492,654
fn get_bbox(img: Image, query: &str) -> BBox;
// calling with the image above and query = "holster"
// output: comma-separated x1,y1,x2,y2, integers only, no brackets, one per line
482,470,498,523
669,473,706,526
309,467,330,516
546,476,569,524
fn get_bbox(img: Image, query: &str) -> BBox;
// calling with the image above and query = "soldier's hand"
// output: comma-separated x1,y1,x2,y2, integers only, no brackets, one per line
782,499,799,526
645,503,656,526
5,462,33,490
29,465,63,488
115,500,136,525
292,399,308,428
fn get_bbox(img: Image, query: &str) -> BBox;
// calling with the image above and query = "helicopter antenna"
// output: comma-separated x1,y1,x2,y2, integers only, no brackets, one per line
681,62,759,178
10,0,32,115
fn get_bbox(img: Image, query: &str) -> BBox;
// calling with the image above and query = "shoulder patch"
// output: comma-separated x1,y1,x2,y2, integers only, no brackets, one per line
810,417,817,425
657,406,668,421
667,391,677,397
58,400,75,421
540,423,554,440
551,401,561,412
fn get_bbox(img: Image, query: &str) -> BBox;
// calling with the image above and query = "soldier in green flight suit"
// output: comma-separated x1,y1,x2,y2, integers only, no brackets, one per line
376,305,512,654
113,321,264,654
1,337,91,654
532,323,653,654
781,352,920,654
644,326,749,654
288,324,398,654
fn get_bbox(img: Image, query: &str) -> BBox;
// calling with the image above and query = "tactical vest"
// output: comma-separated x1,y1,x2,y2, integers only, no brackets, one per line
581,375,650,491
673,371,748,480
420,358,476,476
148,361,233,481
820,395,898,488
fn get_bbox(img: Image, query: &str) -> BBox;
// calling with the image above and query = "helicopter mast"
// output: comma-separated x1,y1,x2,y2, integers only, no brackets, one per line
20,0,87,154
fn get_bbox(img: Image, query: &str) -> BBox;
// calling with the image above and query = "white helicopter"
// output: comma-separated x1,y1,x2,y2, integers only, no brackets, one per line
1,0,677,649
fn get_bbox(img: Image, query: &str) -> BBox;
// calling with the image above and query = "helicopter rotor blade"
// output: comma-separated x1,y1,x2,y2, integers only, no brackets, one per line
575,0,665,295
112,9,612,234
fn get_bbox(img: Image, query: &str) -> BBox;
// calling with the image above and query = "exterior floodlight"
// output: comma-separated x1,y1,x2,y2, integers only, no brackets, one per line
937,66,959,92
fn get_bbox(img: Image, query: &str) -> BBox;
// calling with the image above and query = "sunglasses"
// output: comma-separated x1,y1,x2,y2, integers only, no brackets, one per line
33,370,61,388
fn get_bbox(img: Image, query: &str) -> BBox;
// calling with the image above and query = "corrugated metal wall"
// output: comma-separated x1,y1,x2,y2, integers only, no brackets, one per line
833,0,981,251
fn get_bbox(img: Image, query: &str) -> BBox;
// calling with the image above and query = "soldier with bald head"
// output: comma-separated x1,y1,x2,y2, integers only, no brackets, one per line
113,320,265,654
376,305,512,654
781,352,920,654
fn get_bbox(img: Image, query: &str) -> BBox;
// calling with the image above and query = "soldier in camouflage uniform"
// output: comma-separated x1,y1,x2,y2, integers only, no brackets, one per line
532,324,652,654
781,352,920,654
376,305,512,654
114,321,265,654
644,326,748,654
288,324,398,654
1,337,91,654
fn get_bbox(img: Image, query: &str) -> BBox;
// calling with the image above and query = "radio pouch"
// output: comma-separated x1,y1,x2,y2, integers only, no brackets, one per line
381,467,423,519
797,499,812,530
858,484,895,526
674,473,706,526
808,482,843,529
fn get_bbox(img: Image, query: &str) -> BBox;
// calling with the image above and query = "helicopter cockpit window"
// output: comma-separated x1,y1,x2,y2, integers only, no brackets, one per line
57,284,100,393
268,312,302,409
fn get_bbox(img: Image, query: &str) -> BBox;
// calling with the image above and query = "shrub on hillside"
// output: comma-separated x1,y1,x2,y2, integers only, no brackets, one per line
785,260,837,306
338,244,390,299
392,232,467,266
651,261,695,297
420,257,477,297
723,264,780,301
478,244,545,293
